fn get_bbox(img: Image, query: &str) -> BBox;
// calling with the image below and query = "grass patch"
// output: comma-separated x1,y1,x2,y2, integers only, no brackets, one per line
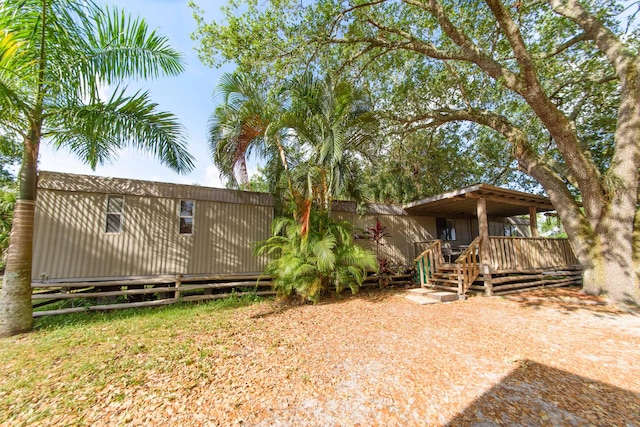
1,295,266,424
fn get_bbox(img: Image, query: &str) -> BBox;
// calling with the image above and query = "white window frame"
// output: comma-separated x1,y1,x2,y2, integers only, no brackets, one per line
105,195,124,234
179,200,194,235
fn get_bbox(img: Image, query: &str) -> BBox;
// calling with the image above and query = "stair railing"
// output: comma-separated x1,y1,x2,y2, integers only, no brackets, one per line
414,240,443,288
454,236,482,294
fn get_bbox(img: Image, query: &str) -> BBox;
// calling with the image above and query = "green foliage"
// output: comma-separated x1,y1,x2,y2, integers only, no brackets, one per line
238,167,270,193
540,214,568,238
281,74,379,209
209,71,379,208
0,134,20,185
191,0,629,197
255,208,377,303
0,0,195,175
0,134,19,271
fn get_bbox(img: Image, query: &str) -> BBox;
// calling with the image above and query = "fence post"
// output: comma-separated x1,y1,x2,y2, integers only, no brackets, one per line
483,264,493,296
174,274,182,301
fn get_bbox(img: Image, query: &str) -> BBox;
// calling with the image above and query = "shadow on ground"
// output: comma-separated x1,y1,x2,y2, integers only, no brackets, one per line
448,360,640,426
503,286,637,317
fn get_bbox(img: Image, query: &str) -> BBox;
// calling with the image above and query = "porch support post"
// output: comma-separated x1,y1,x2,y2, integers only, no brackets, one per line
529,206,539,237
476,197,492,296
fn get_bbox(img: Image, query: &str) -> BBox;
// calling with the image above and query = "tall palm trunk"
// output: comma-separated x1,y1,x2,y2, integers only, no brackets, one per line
0,131,39,337
275,135,295,201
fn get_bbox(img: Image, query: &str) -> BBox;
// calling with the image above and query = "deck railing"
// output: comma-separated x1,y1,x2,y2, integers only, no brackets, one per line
488,237,578,272
455,236,482,294
414,240,443,287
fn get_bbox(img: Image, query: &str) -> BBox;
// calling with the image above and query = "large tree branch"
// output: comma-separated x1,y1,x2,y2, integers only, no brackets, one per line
332,20,469,62
327,0,391,45
498,33,588,61
403,0,605,218
337,0,608,221
548,0,633,80
386,107,591,256
401,0,526,92
549,73,616,100
535,32,588,60
546,0,640,225
484,0,538,85
482,0,607,219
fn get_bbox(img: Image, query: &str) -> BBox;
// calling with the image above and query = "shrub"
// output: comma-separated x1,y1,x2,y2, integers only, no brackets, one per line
255,208,377,303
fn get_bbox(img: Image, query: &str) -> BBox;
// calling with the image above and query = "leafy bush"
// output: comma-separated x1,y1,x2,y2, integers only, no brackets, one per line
256,208,377,303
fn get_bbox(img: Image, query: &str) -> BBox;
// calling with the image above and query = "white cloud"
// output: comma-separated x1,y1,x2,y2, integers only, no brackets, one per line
98,82,111,102
205,164,225,188
247,164,259,180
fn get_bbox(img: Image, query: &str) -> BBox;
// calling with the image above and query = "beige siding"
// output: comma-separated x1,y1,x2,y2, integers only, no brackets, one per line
32,172,438,279
331,211,435,265
33,188,273,279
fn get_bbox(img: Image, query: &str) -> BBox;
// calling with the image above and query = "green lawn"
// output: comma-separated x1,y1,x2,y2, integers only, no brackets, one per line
1,295,263,425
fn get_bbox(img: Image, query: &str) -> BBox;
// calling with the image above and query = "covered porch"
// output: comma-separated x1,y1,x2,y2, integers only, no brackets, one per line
404,184,582,296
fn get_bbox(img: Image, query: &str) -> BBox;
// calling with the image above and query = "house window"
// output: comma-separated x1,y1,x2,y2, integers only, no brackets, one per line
105,196,123,233
504,224,517,237
179,200,194,234
436,218,456,241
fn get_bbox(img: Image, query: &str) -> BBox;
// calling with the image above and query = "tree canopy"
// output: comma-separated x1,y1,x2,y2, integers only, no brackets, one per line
0,0,194,336
192,0,640,306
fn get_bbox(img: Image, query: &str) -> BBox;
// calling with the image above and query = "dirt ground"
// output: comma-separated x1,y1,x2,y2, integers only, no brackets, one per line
5,286,640,426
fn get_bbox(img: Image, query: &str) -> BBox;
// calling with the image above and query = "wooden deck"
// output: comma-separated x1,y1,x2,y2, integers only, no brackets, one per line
415,237,582,296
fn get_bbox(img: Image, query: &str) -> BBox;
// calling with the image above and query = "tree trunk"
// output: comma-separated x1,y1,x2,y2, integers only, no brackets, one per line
0,133,39,337
0,200,36,336
237,157,249,185
576,207,640,307
582,251,640,308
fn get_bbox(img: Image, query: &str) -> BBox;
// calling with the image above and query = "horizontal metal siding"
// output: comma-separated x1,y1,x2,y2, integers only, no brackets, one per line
330,212,435,265
38,171,274,207
33,190,110,278
189,200,273,274
32,189,274,279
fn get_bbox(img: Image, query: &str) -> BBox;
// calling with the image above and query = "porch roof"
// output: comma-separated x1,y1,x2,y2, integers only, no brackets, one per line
403,184,555,218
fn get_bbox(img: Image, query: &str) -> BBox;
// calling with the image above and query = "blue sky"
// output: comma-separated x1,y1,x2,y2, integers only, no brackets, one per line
39,0,236,187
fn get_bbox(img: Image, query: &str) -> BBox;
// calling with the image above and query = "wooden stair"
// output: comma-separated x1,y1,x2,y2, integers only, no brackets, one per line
429,264,461,292
415,238,482,296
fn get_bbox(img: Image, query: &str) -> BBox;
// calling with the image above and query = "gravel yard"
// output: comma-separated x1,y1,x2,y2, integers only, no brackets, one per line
2,287,639,426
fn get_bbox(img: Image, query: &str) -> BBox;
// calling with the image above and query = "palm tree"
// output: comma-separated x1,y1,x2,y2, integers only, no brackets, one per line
209,72,293,194
255,209,377,302
0,0,194,337
282,74,378,212
252,74,380,302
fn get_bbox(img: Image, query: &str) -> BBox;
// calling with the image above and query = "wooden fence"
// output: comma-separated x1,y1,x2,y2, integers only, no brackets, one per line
488,237,578,273
32,273,273,317
31,272,414,317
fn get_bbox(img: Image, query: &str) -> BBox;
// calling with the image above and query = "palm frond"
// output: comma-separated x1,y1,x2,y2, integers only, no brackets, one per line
312,232,337,272
48,89,193,173
82,6,184,84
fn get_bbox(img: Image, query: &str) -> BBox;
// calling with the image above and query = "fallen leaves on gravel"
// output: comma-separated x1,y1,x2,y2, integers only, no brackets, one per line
1,288,639,426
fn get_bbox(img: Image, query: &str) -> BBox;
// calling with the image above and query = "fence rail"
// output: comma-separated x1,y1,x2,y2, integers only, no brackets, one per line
455,236,482,294
31,273,273,317
31,271,414,317
414,240,444,288
488,237,578,272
